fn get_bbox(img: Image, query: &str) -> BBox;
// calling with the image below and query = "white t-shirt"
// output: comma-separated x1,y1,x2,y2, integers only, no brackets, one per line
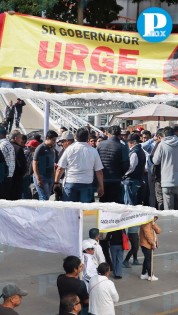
88,238,106,265
82,253,98,289
58,142,103,184
89,275,119,315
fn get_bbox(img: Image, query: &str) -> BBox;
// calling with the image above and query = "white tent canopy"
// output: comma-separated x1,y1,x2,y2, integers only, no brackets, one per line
0,87,178,103
117,103,178,121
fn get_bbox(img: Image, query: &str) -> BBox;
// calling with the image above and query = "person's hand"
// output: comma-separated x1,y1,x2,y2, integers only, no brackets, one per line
151,244,155,250
53,183,60,193
97,185,104,198
37,177,43,187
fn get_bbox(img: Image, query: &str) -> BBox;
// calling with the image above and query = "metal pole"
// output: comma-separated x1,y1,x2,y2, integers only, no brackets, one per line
44,100,50,138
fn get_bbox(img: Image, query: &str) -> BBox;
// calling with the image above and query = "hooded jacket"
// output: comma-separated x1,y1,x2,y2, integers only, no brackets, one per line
153,135,178,187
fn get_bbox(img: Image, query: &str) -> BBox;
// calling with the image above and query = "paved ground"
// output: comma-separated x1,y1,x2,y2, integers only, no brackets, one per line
0,214,178,315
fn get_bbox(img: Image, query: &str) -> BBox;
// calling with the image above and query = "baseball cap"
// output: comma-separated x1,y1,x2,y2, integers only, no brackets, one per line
0,284,28,299
59,131,74,141
26,140,40,148
136,126,144,132
82,240,95,251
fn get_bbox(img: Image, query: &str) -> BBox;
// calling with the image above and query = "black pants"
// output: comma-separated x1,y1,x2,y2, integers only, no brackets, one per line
125,233,139,261
10,176,23,200
141,246,152,277
15,112,22,128
100,239,113,271
6,118,14,133
155,181,164,210
99,182,122,203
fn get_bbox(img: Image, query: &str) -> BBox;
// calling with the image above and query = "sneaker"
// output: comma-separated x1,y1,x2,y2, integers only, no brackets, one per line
132,260,142,265
140,273,148,280
148,275,158,281
123,260,132,268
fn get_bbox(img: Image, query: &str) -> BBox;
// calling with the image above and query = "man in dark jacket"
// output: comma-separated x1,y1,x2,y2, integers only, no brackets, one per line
10,130,27,200
122,133,146,205
5,100,15,133
122,133,146,268
14,98,26,128
97,125,130,203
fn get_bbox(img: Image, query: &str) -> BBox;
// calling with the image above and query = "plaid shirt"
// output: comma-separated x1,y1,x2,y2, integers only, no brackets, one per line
0,138,15,177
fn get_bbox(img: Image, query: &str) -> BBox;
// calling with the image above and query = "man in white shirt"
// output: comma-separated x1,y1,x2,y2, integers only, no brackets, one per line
88,262,119,315
54,127,104,202
82,240,98,290
88,228,105,265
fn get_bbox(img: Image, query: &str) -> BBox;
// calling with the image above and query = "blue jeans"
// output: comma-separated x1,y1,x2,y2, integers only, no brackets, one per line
122,179,142,205
63,182,93,202
33,175,53,200
15,112,22,128
110,245,124,277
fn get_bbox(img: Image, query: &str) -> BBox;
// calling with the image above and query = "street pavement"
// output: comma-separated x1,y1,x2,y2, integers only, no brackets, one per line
0,214,178,315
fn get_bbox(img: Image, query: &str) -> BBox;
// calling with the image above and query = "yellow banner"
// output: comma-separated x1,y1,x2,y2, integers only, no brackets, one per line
0,12,178,93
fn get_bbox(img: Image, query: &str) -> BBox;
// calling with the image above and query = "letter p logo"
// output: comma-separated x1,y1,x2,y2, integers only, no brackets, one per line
137,7,172,43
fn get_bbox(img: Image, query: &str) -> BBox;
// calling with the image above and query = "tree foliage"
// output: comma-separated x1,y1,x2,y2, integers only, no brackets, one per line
0,0,123,28
84,0,123,28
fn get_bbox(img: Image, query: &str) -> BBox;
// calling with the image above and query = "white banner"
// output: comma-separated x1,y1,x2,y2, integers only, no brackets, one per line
98,210,154,232
0,200,81,256
1,200,178,256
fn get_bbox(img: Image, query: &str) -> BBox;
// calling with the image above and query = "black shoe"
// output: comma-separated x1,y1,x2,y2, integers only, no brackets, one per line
114,276,122,279
132,260,142,265
123,260,132,268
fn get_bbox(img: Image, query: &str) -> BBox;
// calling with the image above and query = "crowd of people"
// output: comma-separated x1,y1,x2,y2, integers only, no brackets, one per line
1,120,178,209
0,222,161,315
0,116,178,314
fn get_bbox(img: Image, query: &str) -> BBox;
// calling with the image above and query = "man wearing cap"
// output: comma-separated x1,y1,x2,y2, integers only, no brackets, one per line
123,133,146,205
54,127,104,202
0,284,27,315
59,131,75,150
54,131,75,200
82,240,98,289
22,139,40,199
122,133,146,268
88,228,105,265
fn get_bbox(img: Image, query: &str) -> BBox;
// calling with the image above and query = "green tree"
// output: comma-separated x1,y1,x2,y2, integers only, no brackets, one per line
0,0,123,28
84,0,123,28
